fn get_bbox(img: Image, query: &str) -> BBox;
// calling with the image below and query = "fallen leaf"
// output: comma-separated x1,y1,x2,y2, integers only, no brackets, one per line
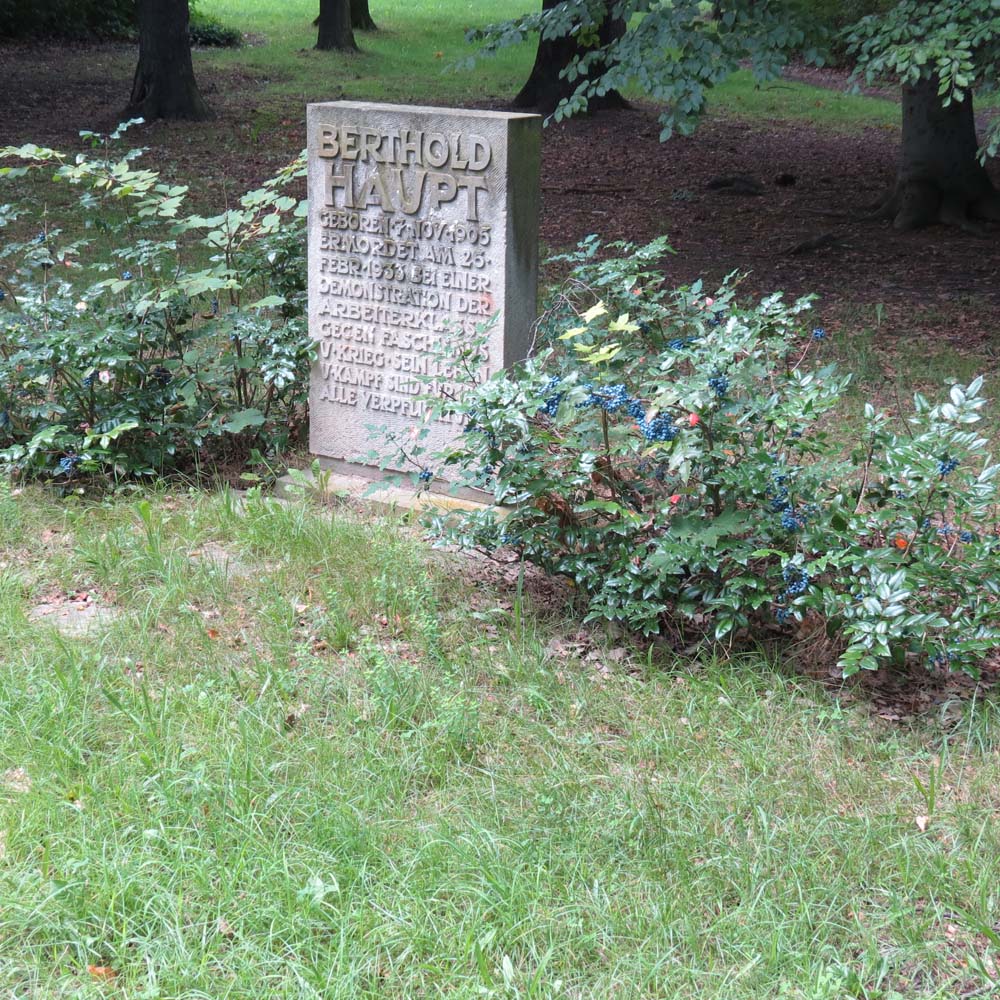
206,627,220,640
915,814,930,832
87,965,117,980
217,916,235,938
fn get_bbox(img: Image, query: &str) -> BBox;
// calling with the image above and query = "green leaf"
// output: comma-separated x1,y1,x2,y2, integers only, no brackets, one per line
247,294,287,310
222,409,266,434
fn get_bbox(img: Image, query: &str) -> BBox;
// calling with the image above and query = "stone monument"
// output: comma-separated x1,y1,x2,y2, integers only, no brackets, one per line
306,101,541,485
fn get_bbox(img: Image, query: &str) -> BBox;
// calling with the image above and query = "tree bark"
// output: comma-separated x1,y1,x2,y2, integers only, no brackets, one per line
513,0,628,114
316,0,357,50
351,0,378,31
126,0,211,121
877,76,1000,231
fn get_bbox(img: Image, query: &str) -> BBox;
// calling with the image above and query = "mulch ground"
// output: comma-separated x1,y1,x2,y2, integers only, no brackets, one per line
3,40,1000,718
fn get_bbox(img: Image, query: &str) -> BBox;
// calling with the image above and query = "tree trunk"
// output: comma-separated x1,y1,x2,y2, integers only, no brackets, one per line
513,0,628,114
316,0,357,51
126,0,211,121
878,76,1000,231
351,0,377,31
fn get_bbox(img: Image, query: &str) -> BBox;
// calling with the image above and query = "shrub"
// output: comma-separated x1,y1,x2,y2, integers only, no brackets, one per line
0,0,134,39
189,10,242,48
0,122,310,482
398,237,1000,676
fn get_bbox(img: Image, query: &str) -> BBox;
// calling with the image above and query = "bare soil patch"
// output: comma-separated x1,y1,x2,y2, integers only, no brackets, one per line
28,588,119,636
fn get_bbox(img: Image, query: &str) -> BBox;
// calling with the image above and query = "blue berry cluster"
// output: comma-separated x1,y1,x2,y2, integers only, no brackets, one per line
780,510,802,532
122,270,133,281
937,457,959,477
57,454,80,475
707,373,729,398
580,383,630,413
812,327,826,341
536,376,682,442
463,409,499,451
782,563,810,598
82,371,95,388
643,415,677,442
152,365,172,386
769,472,791,512
418,468,433,483
626,398,677,441
0,289,6,302
929,649,952,669
937,523,975,543
540,375,565,416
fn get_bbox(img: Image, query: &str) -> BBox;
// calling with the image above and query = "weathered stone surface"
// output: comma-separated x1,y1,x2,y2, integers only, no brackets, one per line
306,101,540,474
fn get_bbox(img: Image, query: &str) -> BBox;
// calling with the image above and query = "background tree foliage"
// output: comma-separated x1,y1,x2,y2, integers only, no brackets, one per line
0,0,134,38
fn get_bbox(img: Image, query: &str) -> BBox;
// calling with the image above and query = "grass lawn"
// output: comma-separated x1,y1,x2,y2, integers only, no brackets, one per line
1,485,999,999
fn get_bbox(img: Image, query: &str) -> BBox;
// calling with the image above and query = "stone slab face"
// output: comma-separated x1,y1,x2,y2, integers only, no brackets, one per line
306,101,540,474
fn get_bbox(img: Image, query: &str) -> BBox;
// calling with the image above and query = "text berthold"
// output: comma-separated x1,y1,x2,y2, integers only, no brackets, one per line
316,125,492,222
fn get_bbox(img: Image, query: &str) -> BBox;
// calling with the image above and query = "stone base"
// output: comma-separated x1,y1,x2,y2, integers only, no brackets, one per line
276,467,506,518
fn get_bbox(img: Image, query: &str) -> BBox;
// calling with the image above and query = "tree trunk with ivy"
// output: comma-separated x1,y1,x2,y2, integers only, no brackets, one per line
126,0,211,121
513,0,628,114
316,0,357,50
878,76,1000,230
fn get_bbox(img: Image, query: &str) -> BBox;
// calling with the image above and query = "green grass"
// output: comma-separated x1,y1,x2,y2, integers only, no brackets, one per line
1,486,999,998
198,0,537,108
711,70,899,131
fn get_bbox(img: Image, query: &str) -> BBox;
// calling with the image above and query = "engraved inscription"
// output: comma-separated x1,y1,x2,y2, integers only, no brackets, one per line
311,119,499,427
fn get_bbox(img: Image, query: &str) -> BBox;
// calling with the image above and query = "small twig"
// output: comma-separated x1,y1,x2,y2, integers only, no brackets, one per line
783,231,846,256
853,431,877,515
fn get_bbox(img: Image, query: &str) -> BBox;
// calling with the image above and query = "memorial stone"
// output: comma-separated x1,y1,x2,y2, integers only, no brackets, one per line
306,101,541,479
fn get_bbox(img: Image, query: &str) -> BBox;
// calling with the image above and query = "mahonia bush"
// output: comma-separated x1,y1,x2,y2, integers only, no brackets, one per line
401,236,1000,676
0,121,310,481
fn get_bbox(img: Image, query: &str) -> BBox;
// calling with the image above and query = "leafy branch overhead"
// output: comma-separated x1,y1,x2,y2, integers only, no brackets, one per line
469,0,816,140
845,0,1000,158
